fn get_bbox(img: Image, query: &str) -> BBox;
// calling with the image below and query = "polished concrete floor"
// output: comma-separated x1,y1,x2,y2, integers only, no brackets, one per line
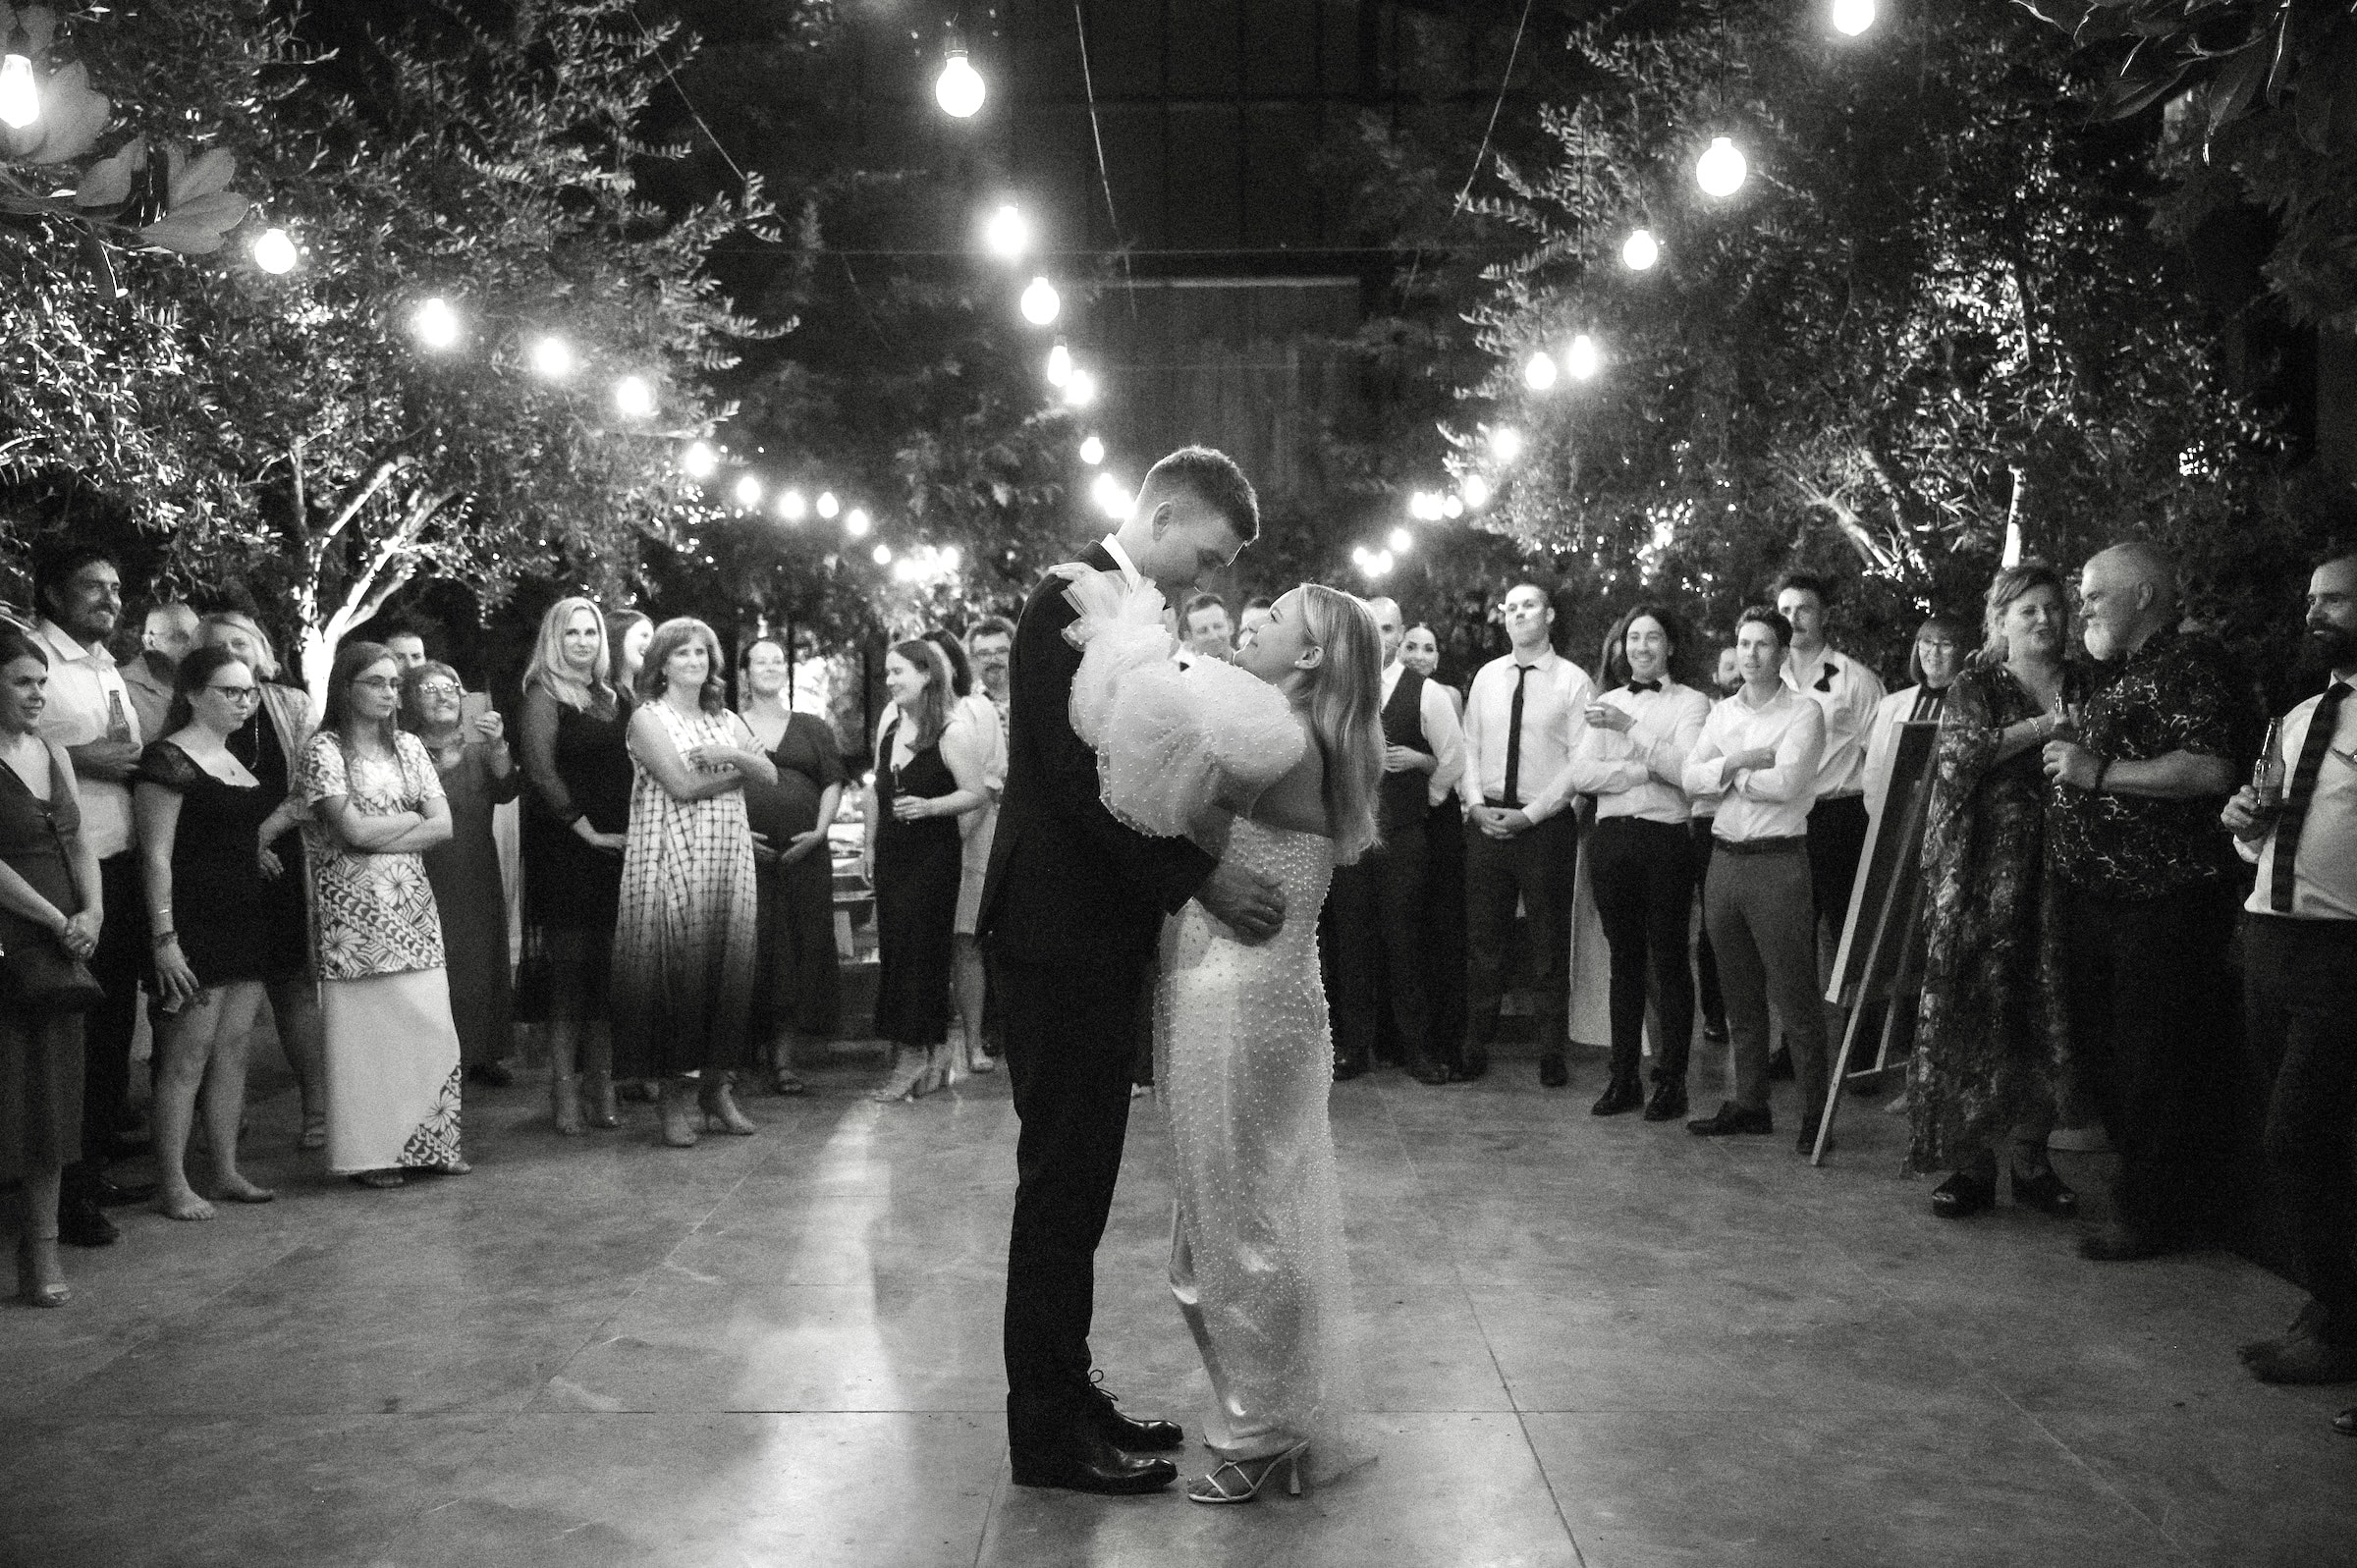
4,1040,2352,1568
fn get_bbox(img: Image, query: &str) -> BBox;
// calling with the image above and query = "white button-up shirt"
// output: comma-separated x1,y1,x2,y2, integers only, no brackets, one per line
1099,533,1145,593
1682,685,1827,843
1382,659,1466,809
2238,680,2357,921
1782,644,1886,799
1567,679,1711,824
31,619,140,859
1458,647,1594,823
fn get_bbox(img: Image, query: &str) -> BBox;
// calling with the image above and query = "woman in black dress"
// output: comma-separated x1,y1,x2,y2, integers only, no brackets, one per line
136,648,295,1220
738,638,845,1095
0,628,100,1307
863,639,986,1102
197,613,329,1151
519,598,633,1134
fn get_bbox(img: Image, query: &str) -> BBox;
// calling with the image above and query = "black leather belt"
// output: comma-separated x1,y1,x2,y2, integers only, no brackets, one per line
1714,835,1807,856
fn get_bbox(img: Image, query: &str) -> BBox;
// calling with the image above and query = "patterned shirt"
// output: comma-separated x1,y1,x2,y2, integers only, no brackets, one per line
299,730,448,979
2049,625,2239,898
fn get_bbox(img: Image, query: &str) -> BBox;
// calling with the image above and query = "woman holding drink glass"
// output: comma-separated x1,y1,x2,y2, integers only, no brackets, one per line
1905,563,2087,1219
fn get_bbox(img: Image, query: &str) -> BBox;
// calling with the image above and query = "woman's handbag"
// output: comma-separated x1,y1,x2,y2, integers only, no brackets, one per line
0,934,103,1013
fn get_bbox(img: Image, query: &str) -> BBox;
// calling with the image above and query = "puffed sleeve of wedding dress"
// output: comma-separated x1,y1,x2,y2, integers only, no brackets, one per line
1059,568,1307,840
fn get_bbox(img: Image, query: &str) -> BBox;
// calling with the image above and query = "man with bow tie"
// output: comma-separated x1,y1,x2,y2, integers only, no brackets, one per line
1776,572,1888,978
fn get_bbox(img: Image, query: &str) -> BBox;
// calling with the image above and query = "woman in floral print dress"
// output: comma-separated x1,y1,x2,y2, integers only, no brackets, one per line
300,641,466,1189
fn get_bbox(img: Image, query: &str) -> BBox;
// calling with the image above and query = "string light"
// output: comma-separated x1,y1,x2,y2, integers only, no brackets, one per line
1461,474,1491,509
250,228,299,275
1020,277,1061,326
872,542,895,566
1078,434,1105,465
0,54,36,130
529,335,576,379
845,507,871,537
1389,526,1413,555
411,297,462,351
816,491,841,519
1490,426,1524,463
734,474,763,508
1523,351,1559,392
1697,135,1749,197
1046,342,1072,387
1621,228,1659,271
1091,471,1130,518
893,556,921,581
1064,368,1098,408
984,202,1028,258
681,442,718,479
935,49,985,118
613,376,655,418
1566,333,1602,381
1409,491,1444,522
940,545,962,570
1832,0,1877,35
1442,495,1465,518
777,488,807,522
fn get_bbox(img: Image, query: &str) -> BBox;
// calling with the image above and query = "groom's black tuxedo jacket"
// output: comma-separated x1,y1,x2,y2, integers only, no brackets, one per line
977,542,1218,969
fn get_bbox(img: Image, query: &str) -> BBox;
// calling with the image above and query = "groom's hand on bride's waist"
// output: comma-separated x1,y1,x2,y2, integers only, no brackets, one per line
1197,860,1286,943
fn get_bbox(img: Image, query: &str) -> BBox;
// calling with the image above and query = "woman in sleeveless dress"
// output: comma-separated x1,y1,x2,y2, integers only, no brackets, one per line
1065,574,1385,1504
737,637,846,1095
862,639,990,1102
610,618,775,1147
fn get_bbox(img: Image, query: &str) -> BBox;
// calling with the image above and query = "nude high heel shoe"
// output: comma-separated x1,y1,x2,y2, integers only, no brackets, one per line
16,1230,69,1308
698,1075,758,1136
581,1069,621,1130
658,1078,700,1148
1186,1439,1310,1504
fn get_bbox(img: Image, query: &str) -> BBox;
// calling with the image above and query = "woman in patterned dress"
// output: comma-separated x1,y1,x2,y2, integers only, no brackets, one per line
611,619,775,1147
1907,564,2086,1219
299,641,466,1190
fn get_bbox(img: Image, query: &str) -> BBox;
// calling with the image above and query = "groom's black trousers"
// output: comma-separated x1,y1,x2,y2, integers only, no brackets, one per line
998,950,1153,1437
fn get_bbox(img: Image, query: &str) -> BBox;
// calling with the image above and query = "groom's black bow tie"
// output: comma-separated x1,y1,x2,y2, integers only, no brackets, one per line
1813,662,1836,693
1625,679,1662,694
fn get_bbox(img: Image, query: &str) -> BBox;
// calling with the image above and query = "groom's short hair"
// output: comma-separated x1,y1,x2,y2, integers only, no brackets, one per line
1144,446,1259,545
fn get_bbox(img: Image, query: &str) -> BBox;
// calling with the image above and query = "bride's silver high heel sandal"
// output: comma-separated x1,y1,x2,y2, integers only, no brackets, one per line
1185,1439,1309,1504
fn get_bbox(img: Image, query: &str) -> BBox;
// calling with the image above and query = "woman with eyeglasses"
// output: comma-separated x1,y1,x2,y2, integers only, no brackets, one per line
299,642,466,1189
133,647,296,1220
403,663,521,1091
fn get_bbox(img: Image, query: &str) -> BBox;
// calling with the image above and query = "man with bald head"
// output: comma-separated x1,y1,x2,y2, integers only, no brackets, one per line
2043,541,2242,1262
1329,596,1464,1082
123,602,200,742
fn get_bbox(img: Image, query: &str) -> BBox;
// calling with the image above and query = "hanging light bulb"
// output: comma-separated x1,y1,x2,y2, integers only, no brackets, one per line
1063,368,1098,408
1370,549,1395,578
1566,333,1602,381
0,54,37,131
734,475,764,509
777,488,808,522
846,507,872,537
1442,495,1465,518
1091,471,1130,518
1832,0,1877,35
1461,474,1492,509
411,297,462,351
1020,276,1061,326
681,442,719,479
1045,342,1072,387
529,335,576,379
1696,135,1749,197
1389,526,1414,555
250,228,299,275
1523,351,1559,392
935,49,985,118
940,545,963,571
873,542,896,566
1490,426,1524,463
1409,491,1443,522
984,202,1028,258
613,376,656,418
816,491,841,520
1621,227,1659,271
1078,434,1105,466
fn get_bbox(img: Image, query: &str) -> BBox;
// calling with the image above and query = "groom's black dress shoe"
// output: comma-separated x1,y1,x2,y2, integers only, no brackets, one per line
1085,1379,1182,1450
1011,1431,1178,1494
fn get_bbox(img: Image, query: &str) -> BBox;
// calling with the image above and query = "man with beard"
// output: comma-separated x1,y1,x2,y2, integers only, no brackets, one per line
2042,542,2240,1262
2222,553,2357,1399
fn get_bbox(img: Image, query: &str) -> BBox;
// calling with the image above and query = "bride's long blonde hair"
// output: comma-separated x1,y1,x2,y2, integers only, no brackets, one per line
1294,584,1385,865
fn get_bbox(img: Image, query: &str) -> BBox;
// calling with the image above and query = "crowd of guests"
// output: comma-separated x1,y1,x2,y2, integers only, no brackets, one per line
5,535,2352,1436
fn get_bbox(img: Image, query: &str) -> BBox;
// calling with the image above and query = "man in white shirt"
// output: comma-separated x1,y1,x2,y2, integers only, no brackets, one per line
1457,582,1593,1086
2222,552,2357,1392
1682,607,1829,1148
1330,597,1464,1084
32,546,153,1245
1567,604,1712,1121
1177,594,1233,667
1777,573,1888,950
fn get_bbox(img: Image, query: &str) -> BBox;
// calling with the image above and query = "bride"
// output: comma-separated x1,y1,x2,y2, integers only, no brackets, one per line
1063,572,1384,1505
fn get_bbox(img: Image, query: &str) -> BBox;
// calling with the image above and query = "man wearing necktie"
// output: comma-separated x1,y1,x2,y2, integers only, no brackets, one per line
1457,583,1594,1087
2221,552,2357,1393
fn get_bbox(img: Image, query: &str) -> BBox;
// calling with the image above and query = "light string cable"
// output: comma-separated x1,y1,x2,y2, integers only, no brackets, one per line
625,3,754,189
1400,0,1536,303
1070,1,1137,312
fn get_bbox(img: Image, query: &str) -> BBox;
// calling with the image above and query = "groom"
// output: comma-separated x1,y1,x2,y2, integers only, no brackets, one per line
978,445,1287,1493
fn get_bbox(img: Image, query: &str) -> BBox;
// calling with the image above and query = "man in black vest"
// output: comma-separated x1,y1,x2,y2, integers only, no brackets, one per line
977,446,1286,1494
1330,597,1464,1084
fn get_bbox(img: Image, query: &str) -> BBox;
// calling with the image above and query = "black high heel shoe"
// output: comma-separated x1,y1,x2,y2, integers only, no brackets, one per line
1930,1169,1996,1219
2010,1163,2078,1218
